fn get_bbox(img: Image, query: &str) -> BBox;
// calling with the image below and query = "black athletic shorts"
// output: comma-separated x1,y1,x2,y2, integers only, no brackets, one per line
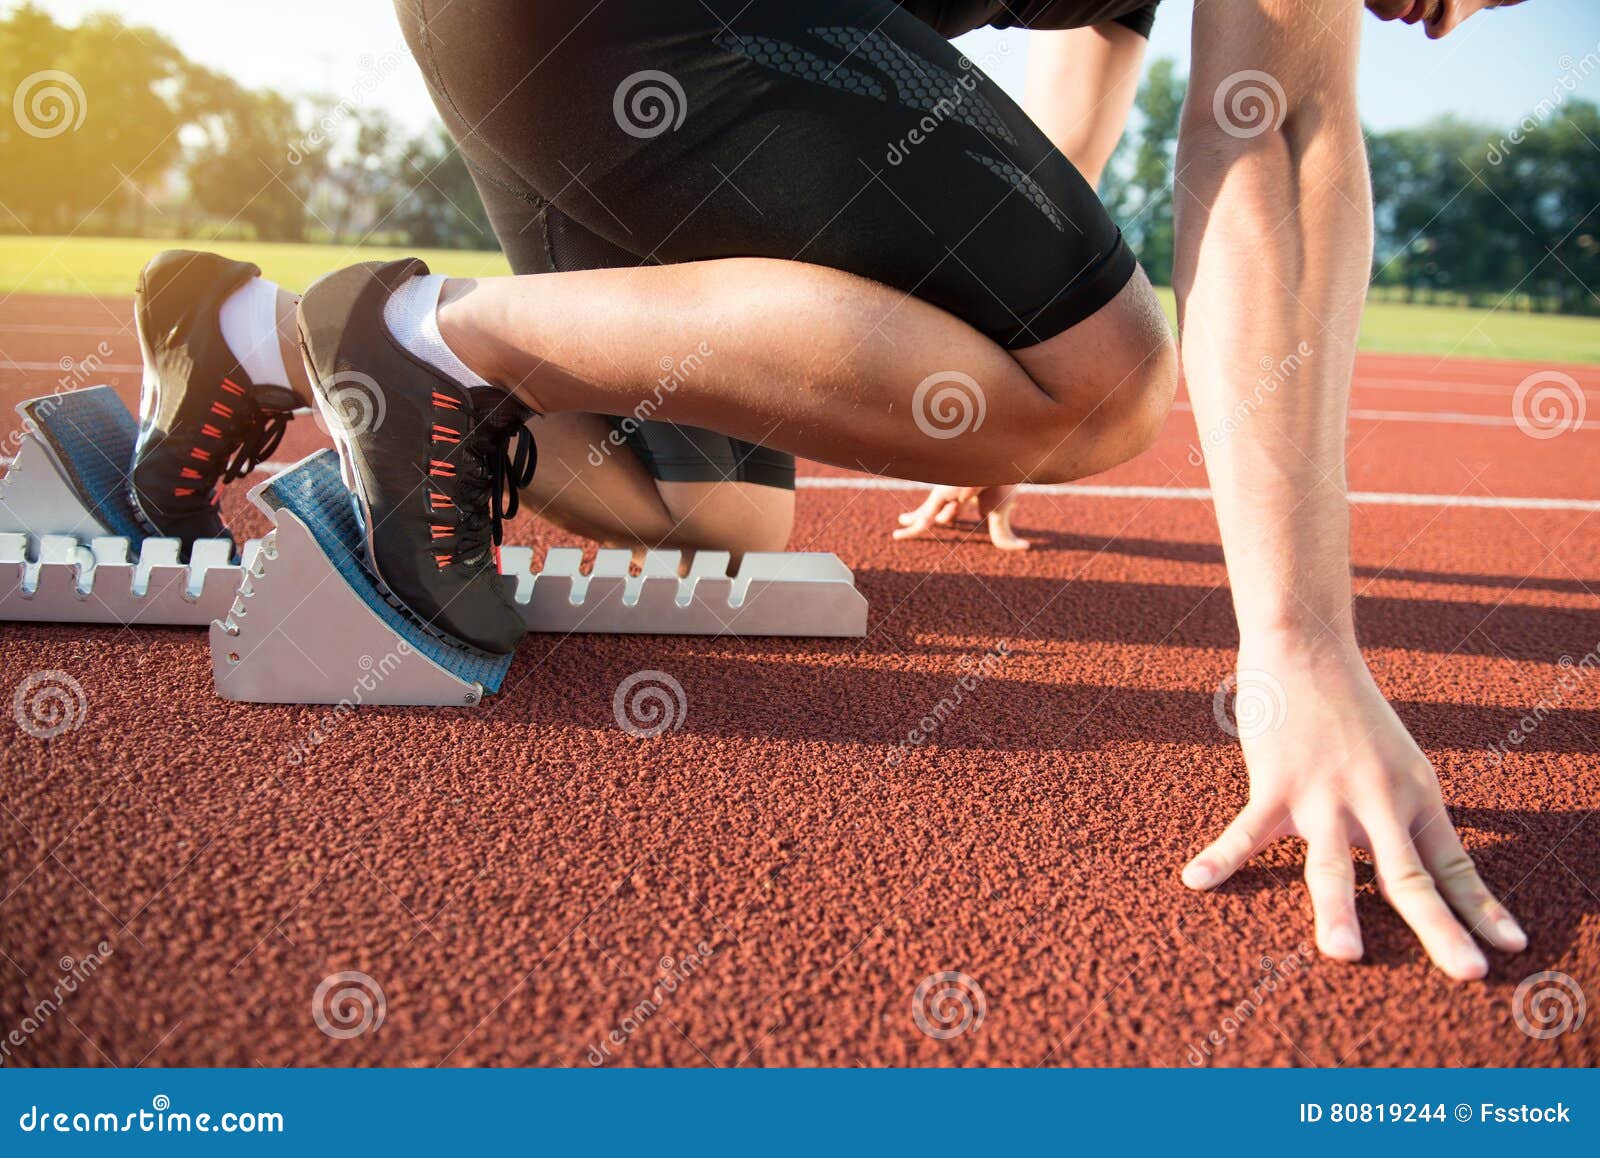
395,0,1150,489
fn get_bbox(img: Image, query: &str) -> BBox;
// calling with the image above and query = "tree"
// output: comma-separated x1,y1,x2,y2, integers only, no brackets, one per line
1100,57,1184,287
185,75,328,241
0,4,185,232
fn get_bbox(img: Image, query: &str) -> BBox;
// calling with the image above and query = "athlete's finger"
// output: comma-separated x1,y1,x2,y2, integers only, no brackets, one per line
1369,820,1488,980
1412,813,1526,953
1182,799,1284,890
1302,827,1363,962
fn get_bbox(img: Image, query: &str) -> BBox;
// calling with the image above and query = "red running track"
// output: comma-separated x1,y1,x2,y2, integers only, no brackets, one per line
1,294,1597,1067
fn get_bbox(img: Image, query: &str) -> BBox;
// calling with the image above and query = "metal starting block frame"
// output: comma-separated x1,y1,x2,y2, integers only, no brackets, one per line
2,386,868,707
0,385,253,625
215,451,868,705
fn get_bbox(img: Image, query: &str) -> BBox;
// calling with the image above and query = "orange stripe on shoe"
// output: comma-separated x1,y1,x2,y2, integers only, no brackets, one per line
220,378,246,396
201,423,223,439
180,467,203,480
431,391,463,410
210,401,234,418
191,447,211,462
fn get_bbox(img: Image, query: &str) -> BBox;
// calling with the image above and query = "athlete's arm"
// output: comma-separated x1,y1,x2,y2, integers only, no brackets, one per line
1173,0,1526,979
893,24,1147,551
1023,22,1146,185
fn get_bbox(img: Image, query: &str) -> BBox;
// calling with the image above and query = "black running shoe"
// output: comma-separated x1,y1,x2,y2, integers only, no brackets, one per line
296,258,537,656
130,249,298,549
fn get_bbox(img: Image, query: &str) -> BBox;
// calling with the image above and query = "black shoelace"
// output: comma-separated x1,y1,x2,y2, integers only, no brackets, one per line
221,409,292,484
453,421,538,564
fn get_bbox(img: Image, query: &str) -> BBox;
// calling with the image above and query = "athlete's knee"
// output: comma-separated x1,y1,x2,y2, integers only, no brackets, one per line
1016,270,1177,482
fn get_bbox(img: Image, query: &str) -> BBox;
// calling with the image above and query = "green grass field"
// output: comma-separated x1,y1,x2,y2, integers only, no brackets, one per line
2,235,1595,364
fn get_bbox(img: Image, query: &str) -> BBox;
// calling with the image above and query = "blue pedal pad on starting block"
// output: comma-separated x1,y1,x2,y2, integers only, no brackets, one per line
0,386,253,625
0,384,148,542
210,450,513,706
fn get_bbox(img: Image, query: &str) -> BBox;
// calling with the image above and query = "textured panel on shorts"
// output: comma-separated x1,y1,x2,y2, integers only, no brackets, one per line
965,151,1066,232
714,31,888,101
810,25,1016,146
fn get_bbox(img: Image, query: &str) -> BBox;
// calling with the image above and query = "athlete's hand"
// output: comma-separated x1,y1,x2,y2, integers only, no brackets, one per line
1182,638,1527,980
893,484,1030,551
1365,0,1526,39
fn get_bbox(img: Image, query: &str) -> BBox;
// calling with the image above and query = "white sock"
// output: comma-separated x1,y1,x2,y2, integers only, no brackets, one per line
217,276,292,389
381,273,490,389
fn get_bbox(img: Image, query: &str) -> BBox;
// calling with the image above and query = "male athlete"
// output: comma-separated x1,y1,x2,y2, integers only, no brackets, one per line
128,0,1531,980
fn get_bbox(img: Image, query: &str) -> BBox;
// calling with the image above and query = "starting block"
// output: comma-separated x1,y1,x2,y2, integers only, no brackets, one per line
211,452,511,706
214,451,868,705
2,386,868,707
0,385,252,625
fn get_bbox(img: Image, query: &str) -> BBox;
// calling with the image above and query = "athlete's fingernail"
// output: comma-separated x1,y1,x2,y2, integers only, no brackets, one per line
1182,862,1216,889
1326,927,1362,960
1496,917,1527,951
1455,945,1489,979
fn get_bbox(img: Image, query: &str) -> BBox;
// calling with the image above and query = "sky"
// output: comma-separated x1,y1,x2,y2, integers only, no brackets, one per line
29,0,1600,134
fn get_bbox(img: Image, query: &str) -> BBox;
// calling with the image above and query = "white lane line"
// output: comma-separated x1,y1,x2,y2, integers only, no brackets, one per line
3,361,142,373
1355,376,1600,400
6,458,1583,514
1172,400,1599,431
794,476,1600,511
0,324,129,336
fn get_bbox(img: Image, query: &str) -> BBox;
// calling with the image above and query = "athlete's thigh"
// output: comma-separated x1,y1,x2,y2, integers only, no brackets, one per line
397,0,1138,349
